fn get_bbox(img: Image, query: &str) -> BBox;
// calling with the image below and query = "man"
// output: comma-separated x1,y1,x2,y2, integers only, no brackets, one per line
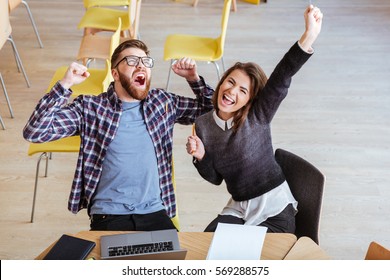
23,39,214,231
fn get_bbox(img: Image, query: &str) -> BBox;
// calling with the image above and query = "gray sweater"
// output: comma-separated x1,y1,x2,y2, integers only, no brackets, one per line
194,42,312,201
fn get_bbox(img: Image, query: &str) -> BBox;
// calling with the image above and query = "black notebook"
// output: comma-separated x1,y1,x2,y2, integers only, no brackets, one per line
43,234,96,260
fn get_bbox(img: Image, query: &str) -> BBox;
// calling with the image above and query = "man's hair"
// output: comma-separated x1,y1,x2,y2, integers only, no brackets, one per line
111,39,150,69
213,62,268,132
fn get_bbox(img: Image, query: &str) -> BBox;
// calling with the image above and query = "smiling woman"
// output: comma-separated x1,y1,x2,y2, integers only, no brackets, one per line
186,5,323,234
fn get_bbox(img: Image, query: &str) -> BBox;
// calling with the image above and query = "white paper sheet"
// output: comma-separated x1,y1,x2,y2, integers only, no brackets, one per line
206,223,267,260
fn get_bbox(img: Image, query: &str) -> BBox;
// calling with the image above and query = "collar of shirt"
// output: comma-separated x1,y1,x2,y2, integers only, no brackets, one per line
213,110,234,131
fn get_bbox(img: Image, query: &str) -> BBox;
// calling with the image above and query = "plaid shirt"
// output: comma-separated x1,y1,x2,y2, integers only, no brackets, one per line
23,79,214,217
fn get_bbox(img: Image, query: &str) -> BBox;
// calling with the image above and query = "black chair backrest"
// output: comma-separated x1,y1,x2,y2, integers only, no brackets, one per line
275,148,325,244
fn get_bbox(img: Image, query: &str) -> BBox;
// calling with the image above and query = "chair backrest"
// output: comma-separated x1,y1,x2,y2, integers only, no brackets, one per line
365,241,390,260
8,0,22,11
128,0,141,39
102,59,113,92
216,0,233,59
110,18,122,57
1,0,12,48
275,148,325,245
101,18,121,92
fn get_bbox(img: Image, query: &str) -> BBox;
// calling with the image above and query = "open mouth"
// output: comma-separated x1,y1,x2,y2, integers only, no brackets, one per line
134,73,146,86
222,94,235,105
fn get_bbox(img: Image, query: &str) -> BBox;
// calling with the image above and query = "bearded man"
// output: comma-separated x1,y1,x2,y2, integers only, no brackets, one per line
23,39,214,231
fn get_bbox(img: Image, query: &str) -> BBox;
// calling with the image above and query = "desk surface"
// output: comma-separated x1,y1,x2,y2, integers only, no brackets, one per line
283,236,332,260
36,231,330,260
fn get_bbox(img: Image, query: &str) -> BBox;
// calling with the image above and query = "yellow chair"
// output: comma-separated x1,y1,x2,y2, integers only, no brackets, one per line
186,0,264,13
164,0,232,90
1,0,30,87
77,18,122,67
47,59,112,98
365,241,390,260
83,0,130,9
191,0,237,12
8,0,43,48
28,136,81,222
78,0,141,39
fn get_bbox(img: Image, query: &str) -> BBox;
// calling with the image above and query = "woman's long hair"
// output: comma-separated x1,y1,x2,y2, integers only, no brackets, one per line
213,62,268,132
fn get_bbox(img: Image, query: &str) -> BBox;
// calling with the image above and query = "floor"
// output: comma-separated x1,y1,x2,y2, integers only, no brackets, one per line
0,0,389,260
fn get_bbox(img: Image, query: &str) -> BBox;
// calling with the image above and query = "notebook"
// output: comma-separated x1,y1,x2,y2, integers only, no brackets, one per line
100,229,187,260
43,234,96,260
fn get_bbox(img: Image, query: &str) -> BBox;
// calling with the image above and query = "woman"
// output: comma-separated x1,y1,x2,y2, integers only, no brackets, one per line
186,5,323,232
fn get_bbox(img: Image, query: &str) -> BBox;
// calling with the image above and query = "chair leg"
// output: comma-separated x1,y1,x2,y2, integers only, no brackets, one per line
0,112,5,130
31,152,49,223
166,60,174,91
0,73,15,118
21,0,44,48
7,36,31,88
211,61,221,80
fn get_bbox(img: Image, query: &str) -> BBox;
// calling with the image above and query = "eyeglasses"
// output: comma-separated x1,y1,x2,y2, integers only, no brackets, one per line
114,55,154,69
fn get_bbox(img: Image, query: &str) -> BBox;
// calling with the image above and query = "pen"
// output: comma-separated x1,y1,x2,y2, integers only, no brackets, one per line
191,123,196,155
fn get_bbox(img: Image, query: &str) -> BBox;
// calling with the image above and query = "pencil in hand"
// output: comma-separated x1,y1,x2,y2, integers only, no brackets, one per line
190,123,196,155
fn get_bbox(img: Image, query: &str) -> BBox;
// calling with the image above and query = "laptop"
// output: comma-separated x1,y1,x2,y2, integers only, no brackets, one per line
100,229,187,260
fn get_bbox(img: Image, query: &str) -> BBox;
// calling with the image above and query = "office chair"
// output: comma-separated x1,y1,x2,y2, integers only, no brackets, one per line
28,136,81,222
275,148,326,245
164,0,232,91
77,18,122,67
365,241,390,260
8,0,44,48
78,0,141,39
1,0,30,87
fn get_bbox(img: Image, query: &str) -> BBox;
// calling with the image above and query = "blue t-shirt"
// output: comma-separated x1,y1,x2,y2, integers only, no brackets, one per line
90,101,164,215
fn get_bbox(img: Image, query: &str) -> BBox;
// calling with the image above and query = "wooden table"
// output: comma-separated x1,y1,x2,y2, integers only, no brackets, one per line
283,237,331,260
35,231,330,260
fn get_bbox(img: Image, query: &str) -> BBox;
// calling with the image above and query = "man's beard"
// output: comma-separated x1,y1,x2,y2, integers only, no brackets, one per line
118,71,150,100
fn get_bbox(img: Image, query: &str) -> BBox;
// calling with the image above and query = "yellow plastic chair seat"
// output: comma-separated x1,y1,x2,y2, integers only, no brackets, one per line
83,0,130,9
28,136,81,156
78,7,129,33
46,59,112,98
47,67,107,97
164,35,220,61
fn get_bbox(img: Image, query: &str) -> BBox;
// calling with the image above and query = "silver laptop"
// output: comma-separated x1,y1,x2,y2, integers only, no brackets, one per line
100,229,187,260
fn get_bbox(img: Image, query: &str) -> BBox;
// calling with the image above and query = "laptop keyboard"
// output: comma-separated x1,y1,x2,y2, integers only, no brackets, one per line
108,241,174,257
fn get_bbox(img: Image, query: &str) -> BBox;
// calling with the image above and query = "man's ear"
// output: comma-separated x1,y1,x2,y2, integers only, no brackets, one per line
111,68,119,81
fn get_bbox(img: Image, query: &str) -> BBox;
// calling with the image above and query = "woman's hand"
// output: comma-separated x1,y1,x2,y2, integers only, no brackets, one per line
186,135,205,161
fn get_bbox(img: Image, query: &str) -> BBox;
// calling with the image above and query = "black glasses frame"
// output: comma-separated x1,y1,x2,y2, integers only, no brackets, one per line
114,55,154,69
